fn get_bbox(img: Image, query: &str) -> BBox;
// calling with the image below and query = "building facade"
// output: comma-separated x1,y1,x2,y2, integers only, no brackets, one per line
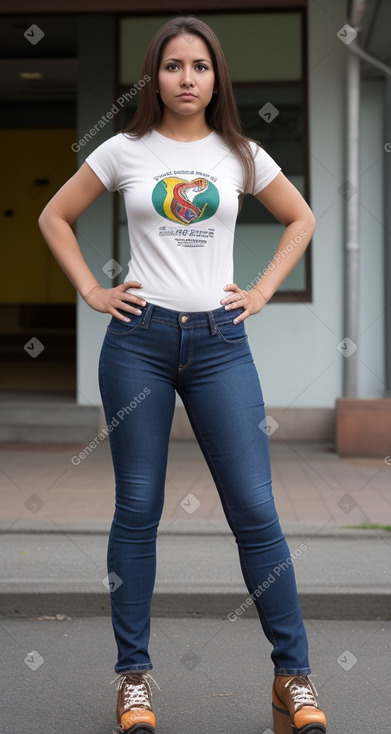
1,0,389,444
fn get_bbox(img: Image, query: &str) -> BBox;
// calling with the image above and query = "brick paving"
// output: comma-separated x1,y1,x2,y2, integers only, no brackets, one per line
0,439,389,532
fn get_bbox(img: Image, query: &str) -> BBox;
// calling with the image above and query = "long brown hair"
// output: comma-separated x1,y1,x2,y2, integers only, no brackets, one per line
122,15,256,194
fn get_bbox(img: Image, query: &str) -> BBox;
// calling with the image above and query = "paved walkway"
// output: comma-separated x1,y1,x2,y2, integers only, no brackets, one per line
0,439,389,534
1,440,390,620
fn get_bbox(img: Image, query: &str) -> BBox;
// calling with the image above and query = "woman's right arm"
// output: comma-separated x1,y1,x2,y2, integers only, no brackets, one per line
38,162,145,322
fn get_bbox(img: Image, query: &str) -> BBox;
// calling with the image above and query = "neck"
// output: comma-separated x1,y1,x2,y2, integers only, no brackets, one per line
155,111,212,142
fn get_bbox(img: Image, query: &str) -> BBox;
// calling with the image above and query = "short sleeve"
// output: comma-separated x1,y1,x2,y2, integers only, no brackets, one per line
250,142,281,195
85,134,122,192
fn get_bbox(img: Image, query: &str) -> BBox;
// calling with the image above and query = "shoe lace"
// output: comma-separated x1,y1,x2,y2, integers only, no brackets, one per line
284,676,319,711
111,672,160,711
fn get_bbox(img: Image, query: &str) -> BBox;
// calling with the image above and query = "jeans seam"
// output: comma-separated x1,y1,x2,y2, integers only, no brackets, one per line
99,344,118,661
178,328,193,373
178,389,237,527
106,324,142,336
107,313,144,336
150,317,178,327
179,387,280,663
237,545,279,656
215,327,248,344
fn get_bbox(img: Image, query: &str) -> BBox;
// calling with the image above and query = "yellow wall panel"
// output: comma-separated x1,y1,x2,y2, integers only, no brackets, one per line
0,129,77,304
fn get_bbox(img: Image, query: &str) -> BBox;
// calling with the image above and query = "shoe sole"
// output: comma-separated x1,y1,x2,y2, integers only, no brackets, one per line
121,726,155,734
272,700,326,734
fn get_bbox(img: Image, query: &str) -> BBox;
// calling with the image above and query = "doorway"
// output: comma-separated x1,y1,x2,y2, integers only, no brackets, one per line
0,15,78,400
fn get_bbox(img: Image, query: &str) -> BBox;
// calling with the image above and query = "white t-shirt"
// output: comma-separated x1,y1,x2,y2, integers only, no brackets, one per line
85,129,280,311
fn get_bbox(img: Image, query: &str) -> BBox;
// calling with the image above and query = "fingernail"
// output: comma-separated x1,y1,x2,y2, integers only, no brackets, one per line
136,309,142,315
124,317,130,322
141,301,146,306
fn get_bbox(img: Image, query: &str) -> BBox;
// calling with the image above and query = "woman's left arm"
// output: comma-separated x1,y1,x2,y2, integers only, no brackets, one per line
220,172,316,323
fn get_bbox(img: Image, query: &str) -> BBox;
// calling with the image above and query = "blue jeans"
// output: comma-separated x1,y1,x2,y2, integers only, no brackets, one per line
98,302,311,677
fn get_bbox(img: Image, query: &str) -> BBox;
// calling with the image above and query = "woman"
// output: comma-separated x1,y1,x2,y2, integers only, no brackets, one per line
39,15,326,734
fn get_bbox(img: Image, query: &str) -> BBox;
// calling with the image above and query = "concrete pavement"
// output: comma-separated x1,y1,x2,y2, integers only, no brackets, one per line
1,530,390,619
0,439,390,619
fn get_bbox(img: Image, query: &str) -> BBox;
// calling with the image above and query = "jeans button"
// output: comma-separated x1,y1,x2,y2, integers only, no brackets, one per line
181,315,189,323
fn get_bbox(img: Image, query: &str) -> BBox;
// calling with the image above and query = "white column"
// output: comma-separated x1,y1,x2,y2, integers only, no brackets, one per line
75,15,115,406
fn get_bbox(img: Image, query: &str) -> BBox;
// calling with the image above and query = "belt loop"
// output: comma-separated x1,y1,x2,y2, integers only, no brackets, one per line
207,310,217,335
141,302,153,329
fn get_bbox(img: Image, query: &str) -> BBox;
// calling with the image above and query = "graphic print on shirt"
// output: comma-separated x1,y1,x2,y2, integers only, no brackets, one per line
152,175,219,225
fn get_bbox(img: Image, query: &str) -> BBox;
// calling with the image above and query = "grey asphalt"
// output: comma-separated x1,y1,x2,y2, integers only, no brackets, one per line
1,529,390,619
1,615,389,733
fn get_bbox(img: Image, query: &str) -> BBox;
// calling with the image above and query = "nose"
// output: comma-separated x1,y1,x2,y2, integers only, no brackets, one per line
180,65,195,87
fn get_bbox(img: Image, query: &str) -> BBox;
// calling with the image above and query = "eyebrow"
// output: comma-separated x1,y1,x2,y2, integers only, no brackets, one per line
163,57,211,63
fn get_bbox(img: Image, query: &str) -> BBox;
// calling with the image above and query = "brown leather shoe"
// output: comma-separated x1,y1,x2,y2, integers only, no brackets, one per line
272,675,327,734
116,672,156,733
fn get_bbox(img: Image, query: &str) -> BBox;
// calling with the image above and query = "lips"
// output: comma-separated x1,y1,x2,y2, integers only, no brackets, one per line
177,93,196,99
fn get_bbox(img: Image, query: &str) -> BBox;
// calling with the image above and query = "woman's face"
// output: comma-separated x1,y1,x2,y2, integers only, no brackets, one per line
157,33,215,120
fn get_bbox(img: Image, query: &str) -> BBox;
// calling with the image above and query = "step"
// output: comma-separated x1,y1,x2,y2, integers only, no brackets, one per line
0,402,100,442
1,532,390,620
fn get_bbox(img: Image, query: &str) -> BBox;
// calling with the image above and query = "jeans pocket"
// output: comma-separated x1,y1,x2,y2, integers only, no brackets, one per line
106,309,144,336
216,319,247,344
